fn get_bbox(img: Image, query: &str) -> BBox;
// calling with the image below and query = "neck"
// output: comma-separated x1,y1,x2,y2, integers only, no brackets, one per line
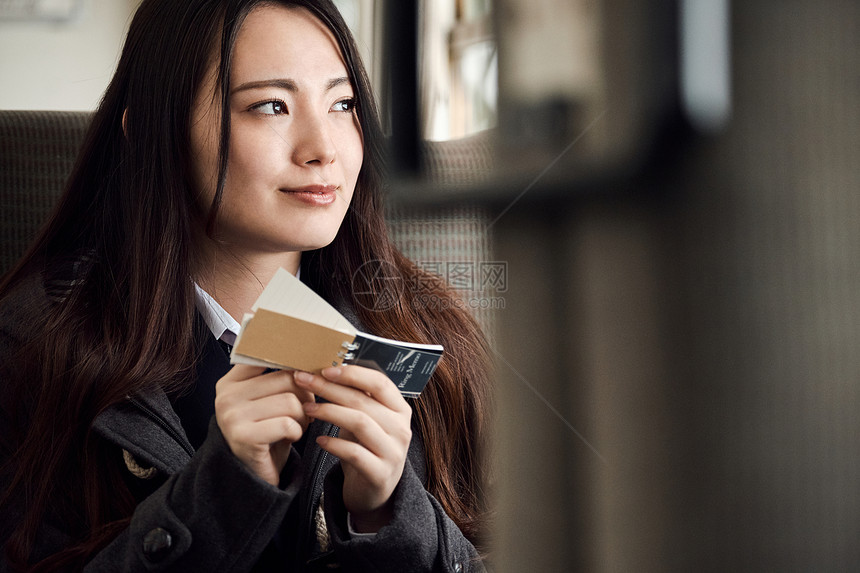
193,239,301,323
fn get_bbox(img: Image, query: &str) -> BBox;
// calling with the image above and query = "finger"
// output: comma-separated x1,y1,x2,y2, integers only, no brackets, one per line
316,434,388,478
218,393,310,435
223,364,267,382
294,368,409,418
219,369,314,404
322,365,411,414
241,392,310,426
294,372,401,430
231,416,307,446
248,370,314,403
303,402,404,457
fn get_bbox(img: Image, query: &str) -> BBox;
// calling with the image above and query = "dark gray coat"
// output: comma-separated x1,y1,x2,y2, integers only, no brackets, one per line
0,268,484,572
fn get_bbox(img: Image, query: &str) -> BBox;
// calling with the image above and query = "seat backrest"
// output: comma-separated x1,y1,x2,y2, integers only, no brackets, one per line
0,110,91,275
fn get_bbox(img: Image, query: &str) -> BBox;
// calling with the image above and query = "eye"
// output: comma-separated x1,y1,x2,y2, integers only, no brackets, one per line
252,100,288,115
332,98,356,113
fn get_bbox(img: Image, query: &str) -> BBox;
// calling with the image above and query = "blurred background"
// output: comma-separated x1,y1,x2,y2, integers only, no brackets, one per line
4,0,860,570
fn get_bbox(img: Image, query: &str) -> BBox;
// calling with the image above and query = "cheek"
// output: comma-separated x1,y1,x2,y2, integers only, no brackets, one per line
189,119,222,208
225,142,280,199
343,132,365,189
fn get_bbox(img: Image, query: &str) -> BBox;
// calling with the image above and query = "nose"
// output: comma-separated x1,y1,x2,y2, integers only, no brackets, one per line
291,111,336,166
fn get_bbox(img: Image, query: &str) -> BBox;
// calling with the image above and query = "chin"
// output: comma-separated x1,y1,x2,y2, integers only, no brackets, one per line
293,231,342,252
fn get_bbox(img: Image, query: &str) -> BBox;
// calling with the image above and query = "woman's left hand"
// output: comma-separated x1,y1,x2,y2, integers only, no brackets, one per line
294,365,412,533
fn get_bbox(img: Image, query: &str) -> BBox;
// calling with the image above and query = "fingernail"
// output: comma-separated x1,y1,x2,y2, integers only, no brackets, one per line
322,366,342,378
303,402,318,412
295,371,313,384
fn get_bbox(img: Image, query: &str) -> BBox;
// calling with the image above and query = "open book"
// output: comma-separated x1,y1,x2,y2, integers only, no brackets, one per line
230,268,442,397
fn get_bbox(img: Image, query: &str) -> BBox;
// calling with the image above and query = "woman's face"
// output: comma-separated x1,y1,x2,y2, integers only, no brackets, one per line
190,3,363,258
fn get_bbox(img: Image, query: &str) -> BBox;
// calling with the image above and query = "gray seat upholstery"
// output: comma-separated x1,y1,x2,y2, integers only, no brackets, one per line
0,110,90,274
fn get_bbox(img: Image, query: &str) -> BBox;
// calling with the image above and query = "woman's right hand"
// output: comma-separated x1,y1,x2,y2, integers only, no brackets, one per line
215,365,314,486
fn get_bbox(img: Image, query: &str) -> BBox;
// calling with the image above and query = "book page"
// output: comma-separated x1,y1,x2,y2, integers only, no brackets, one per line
233,310,357,373
356,330,443,353
251,268,356,335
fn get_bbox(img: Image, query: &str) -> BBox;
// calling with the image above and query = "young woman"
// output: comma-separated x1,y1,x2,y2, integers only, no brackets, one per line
0,0,491,570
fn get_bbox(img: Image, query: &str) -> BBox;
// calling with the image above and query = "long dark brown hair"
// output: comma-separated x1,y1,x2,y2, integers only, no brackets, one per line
0,0,491,569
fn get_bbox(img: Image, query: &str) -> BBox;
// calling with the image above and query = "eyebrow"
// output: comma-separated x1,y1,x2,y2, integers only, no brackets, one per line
231,76,351,95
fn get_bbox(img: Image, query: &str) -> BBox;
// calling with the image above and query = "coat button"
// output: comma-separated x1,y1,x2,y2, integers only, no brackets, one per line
142,527,173,562
453,561,463,572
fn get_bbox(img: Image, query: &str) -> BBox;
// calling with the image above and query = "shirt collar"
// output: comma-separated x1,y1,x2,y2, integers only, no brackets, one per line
193,282,240,346
192,268,300,346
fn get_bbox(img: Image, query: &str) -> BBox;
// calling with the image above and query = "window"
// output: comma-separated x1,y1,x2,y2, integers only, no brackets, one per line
333,0,498,142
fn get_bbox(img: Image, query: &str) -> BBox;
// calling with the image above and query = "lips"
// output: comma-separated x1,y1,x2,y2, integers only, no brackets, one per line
280,184,339,206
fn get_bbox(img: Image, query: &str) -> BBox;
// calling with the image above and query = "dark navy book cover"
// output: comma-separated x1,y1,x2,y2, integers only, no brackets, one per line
349,333,443,397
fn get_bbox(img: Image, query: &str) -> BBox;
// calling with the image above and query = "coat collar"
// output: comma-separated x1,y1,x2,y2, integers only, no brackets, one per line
90,315,223,475
91,387,193,475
